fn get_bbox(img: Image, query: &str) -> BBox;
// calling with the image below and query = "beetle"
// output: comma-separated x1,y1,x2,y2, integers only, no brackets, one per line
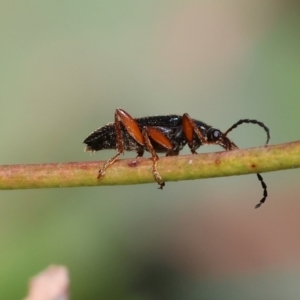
84,108,270,208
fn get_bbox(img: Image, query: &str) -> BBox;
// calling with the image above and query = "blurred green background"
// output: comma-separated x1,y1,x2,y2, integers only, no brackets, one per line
1,1,300,299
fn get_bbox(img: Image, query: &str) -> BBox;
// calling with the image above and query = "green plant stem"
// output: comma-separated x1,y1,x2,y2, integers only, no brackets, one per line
0,140,300,190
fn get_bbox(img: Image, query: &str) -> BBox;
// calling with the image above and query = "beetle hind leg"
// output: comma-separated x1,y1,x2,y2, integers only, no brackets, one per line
97,109,130,179
97,152,121,179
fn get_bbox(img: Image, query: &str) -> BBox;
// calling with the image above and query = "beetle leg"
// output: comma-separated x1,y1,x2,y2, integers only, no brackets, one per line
97,152,121,179
146,127,174,150
97,109,125,178
98,109,145,179
136,149,144,157
182,113,207,153
142,126,174,189
114,109,125,154
116,108,144,146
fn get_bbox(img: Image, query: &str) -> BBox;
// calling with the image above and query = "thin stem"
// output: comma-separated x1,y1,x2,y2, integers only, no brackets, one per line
0,140,300,190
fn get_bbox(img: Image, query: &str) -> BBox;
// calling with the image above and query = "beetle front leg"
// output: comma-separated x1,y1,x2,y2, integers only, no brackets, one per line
182,113,208,153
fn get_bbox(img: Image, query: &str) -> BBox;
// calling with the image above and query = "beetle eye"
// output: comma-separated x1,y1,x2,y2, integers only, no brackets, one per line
213,130,220,138
210,129,221,141
206,128,221,141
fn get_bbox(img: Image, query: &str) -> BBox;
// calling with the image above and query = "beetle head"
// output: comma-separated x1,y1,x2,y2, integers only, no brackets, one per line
206,128,238,151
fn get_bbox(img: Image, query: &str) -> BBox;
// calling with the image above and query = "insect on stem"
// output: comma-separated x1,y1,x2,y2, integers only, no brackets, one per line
84,109,271,208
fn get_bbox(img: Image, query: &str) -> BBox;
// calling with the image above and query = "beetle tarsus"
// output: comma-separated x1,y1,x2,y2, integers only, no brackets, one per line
97,152,121,180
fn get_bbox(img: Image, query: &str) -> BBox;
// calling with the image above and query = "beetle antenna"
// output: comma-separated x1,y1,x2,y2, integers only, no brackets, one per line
224,119,270,208
224,119,270,145
255,173,268,208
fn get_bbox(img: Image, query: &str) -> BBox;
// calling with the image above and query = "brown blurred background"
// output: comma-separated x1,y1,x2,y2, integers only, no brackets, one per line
1,1,300,299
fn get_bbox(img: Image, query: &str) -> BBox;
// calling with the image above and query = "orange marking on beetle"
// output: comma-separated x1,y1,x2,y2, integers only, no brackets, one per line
146,127,173,149
117,109,144,145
